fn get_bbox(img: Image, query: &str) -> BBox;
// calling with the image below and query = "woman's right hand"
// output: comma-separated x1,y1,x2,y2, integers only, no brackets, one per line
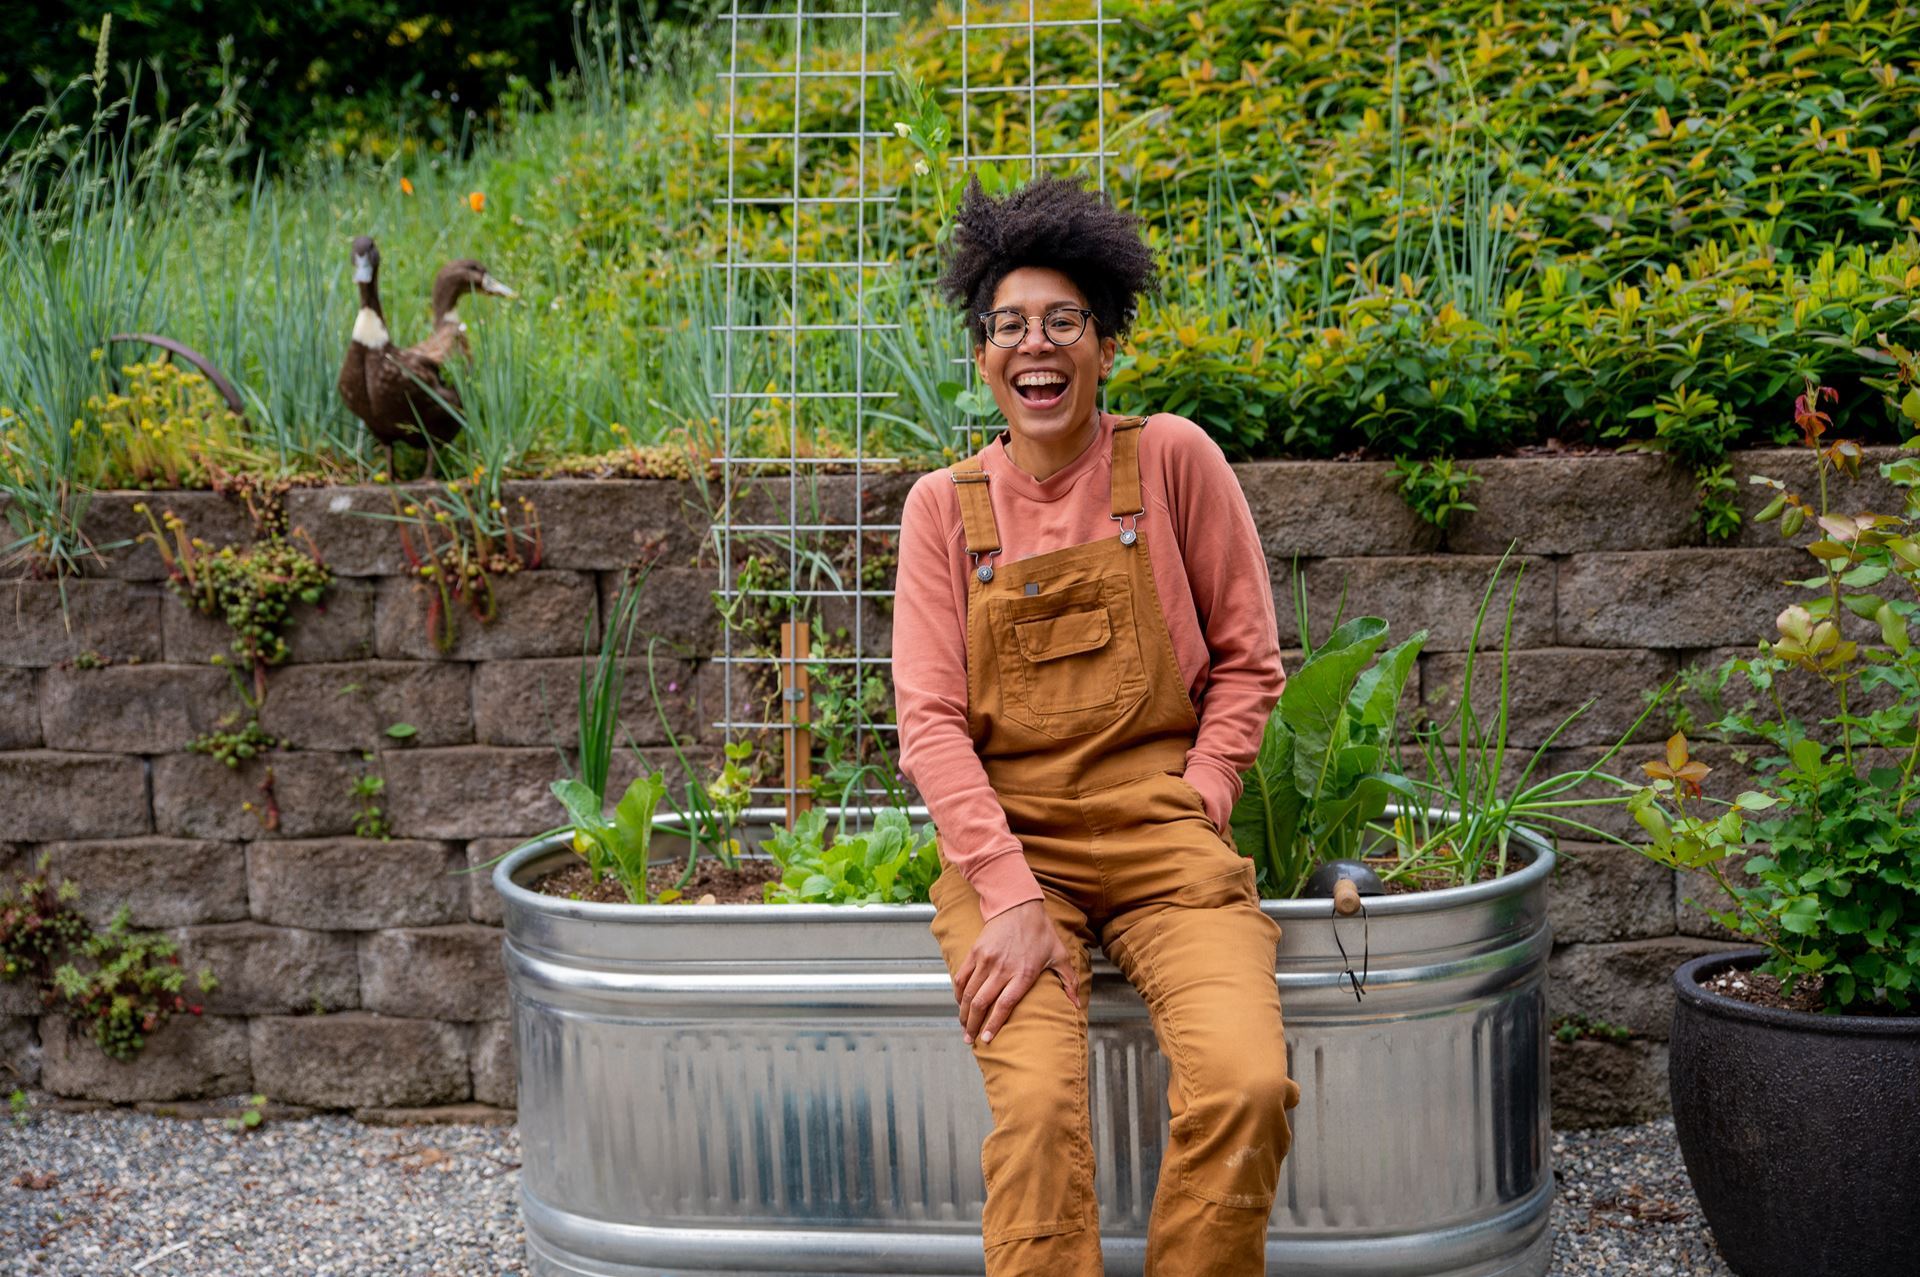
951,898,1080,1044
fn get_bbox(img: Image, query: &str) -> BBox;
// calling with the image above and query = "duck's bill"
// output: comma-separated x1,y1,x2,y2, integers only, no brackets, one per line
353,256,374,284
481,273,517,298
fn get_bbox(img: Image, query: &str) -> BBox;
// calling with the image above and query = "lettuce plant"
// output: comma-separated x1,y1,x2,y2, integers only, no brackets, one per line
763,807,940,905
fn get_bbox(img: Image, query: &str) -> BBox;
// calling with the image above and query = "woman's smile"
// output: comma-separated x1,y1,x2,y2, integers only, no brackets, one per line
975,265,1116,479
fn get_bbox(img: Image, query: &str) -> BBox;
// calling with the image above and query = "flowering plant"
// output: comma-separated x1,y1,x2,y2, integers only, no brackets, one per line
1623,380,1920,1013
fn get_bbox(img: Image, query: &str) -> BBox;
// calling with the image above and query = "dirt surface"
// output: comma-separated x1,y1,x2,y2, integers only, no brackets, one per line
1360,854,1510,895
1697,965,1911,1018
529,857,785,905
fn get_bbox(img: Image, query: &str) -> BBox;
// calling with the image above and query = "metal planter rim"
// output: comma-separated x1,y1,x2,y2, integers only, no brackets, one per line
494,801,1555,922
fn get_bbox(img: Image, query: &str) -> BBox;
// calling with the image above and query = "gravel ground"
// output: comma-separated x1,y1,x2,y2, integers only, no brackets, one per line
1,1104,1734,1275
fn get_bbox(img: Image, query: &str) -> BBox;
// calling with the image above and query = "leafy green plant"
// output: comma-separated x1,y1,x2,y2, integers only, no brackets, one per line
1229,567,1426,899
135,504,332,702
553,770,673,904
188,712,285,769
3,854,217,1062
763,806,940,905
8,1089,28,1127
349,754,391,840
223,1093,268,1134
1391,456,1481,531
1623,380,1920,1012
1552,1013,1633,1045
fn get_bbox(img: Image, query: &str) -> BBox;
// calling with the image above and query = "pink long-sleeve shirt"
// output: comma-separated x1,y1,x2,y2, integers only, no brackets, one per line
891,410,1286,921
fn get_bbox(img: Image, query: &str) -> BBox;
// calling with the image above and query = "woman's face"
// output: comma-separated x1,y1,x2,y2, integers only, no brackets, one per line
973,266,1116,450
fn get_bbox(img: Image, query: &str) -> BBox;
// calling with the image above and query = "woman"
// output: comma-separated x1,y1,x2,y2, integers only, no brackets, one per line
891,173,1302,1276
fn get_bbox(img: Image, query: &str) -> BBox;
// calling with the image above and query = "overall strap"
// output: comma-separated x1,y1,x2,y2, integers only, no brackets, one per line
1110,415,1150,519
949,453,1001,557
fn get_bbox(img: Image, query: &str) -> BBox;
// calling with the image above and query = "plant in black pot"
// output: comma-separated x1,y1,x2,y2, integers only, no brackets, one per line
1621,381,1920,1277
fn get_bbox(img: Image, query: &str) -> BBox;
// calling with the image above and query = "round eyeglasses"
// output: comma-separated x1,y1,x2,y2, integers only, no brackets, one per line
977,306,1095,349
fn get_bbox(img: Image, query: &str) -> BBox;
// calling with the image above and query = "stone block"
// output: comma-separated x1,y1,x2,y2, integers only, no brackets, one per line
0,1016,39,1087
78,491,259,580
1675,863,1760,942
597,566,723,654
249,1013,470,1108
374,570,598,660
151,751,359,840
38,663,232,753
359,926,507,1021
378,747,567,840
1448,455,1701,554
248,838,467,929
1728,447,1908,548
37,838,247,927
168,922,360,1015
1,581,164,667
1236,461,1441,558
0,667,38,748
282,483,442,577
0,752,149,839
1546,842,1676,945
1550,1037,1670,1128
1549,937,1731,1040
472,655,700,748
471,1018,515,1108
500,479,705,569
1419,648,1674,750
356,1102,515,1126
1304,556,1554,652
163,579,376,666
40,1012,250,1102
1556,549,1807,649
256,661,472,750
464,840,521,924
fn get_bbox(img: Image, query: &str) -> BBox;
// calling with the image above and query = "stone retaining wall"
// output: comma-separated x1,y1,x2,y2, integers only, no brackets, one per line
2,446,1894,1123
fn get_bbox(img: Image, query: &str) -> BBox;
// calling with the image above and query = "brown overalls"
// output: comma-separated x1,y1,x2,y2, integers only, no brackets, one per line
929,415,1303,1276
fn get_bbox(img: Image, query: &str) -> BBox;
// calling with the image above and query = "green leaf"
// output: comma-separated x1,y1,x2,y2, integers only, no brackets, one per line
1733,791,1779,811
1347,630,1428,733
384,722,417,739
1283,617,1389,801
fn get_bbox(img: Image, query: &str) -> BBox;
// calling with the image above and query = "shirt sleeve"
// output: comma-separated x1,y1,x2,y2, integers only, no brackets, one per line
891,474,1044,921
1157,415,1287,833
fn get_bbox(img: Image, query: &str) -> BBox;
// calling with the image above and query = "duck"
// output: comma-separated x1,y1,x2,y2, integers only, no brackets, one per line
337,235,385,432
339,241,516,477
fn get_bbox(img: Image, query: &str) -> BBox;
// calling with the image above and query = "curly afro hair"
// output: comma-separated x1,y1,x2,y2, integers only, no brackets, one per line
936,173,1158,347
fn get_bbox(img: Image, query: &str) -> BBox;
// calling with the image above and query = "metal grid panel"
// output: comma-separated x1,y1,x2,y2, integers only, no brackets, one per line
712,0,1118,811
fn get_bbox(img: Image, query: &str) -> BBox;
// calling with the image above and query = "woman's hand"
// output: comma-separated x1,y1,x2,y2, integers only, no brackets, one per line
952,899,1080,1044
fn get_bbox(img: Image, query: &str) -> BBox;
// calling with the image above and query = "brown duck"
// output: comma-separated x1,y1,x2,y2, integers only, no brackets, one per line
339,240,515,476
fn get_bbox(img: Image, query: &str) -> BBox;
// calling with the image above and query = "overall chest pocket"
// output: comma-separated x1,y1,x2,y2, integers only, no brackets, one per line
993,575,1147,738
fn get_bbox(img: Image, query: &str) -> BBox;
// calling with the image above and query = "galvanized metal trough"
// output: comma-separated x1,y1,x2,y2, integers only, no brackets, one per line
496,808,1554,1277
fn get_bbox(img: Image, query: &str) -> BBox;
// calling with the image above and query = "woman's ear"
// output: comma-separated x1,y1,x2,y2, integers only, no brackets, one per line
1098,334,1118,380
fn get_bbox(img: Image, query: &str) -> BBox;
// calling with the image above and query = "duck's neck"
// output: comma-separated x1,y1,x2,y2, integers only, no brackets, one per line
353,275,389,350
430,286,469,330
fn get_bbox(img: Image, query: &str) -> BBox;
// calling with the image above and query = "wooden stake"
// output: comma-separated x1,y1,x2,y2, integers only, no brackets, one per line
780,620,813,827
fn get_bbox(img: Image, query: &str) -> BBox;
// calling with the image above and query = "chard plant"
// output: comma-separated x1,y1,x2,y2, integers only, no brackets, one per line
1230,565,1426,899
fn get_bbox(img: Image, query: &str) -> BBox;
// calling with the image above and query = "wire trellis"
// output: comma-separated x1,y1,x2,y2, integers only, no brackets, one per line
711,0,1120,822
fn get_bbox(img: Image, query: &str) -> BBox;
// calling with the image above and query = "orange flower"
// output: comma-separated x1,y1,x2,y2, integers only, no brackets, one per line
400,177,414,195
467,191,486,213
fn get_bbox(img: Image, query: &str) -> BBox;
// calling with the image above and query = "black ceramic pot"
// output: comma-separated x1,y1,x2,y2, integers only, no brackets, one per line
1668,948,1920,1277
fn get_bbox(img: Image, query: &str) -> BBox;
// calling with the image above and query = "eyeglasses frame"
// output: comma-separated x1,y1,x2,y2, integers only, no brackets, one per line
975,305,1098,349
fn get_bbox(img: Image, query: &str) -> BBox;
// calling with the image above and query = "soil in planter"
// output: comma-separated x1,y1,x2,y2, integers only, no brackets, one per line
531,857,785,905
1359,854,1510,895
1698,965,1912,1018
